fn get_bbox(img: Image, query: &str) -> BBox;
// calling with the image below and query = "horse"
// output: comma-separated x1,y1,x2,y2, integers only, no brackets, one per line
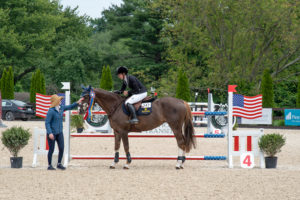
78,86,196,169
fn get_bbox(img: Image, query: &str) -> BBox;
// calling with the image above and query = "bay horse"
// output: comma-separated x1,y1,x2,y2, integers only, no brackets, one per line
78,86,196,169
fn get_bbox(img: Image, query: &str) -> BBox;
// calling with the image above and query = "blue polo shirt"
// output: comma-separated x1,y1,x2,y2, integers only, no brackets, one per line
45,103,78,135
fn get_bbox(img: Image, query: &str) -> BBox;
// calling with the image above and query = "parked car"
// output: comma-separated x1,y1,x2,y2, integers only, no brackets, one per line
1,99,35,121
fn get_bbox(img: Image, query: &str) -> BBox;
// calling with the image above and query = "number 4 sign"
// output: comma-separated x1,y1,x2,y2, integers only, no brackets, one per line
240,153,255,168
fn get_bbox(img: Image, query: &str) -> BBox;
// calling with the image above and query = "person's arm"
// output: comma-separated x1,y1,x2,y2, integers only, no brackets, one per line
120,81,127,93
63,102,78,111
45,110,54,135
63,98,84,111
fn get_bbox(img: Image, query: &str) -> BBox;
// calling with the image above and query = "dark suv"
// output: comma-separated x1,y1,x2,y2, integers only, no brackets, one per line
1,100,35,121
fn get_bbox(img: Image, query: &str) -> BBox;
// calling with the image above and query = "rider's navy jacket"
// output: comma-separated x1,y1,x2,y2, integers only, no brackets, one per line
45,103,78,135
120,75,147,96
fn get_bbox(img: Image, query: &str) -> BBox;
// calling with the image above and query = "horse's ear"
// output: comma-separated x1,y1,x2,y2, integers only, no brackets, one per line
88,85,92,90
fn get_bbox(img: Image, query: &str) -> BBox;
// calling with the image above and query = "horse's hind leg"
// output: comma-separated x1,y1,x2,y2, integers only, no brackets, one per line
110,131,122,169
168,122,186,169
121,133,131,169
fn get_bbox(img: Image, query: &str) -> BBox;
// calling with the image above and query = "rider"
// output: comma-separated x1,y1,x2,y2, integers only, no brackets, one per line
116,66,147,124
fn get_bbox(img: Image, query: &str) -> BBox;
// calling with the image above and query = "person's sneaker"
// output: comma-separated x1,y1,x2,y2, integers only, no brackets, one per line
57,163,66,170
47,165,56,170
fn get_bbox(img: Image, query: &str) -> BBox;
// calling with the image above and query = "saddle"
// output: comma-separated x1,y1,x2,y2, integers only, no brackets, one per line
122,96,156,116
133,96,156,110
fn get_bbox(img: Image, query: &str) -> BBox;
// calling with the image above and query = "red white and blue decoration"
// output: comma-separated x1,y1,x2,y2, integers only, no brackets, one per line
84,89,96,121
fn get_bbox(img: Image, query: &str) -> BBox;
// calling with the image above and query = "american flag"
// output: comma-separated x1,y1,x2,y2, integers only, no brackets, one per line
233,94,262,119
35,93,65,118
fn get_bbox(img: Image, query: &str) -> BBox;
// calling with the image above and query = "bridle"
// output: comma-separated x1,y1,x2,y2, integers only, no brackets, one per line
79,87,124,119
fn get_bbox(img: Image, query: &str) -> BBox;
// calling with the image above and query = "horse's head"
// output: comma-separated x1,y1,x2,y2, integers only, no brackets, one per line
78,85,92,115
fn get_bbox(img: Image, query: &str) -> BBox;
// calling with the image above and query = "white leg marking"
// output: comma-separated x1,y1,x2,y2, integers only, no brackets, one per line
110,151,119,169
176,148,184,169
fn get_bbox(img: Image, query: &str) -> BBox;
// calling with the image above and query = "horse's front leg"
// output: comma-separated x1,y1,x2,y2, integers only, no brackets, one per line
121,133,131,169
110,131,122,169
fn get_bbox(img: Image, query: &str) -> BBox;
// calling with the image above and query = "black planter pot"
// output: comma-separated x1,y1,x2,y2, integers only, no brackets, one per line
10,157,23,168
77,128,84,133
265,157,277,168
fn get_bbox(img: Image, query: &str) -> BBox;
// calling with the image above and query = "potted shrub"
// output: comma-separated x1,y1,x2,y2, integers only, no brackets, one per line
1,126,31,168
71,115,84,133
258,133,286,168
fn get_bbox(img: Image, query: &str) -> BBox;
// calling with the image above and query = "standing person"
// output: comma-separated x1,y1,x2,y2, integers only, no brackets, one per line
116,66,147,124
45,94,83,170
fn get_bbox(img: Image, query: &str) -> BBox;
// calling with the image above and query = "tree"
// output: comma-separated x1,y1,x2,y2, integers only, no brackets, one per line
2,66,15,100
100,66,113,91
156,0,300,93
297,77,300,108
176,69,191,101
30,69,46,103
30,72,36,103
0,68,7,98
35,69,42,96
106,66,113,91
100,66,107,90
261,69,274,108
0,0,92,92
40,73,46,95
93,0,169,89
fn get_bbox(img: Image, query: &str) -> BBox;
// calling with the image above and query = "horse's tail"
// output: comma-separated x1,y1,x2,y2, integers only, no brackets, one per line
183,101,196,153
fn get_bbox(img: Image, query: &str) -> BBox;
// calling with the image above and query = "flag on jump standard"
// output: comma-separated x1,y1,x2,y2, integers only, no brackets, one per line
233,94,262,119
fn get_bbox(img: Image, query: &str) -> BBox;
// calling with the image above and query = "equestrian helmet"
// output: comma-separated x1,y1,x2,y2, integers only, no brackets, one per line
116,66,128,75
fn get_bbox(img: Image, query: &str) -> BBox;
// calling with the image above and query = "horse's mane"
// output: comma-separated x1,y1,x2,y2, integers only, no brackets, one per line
93,88,126,102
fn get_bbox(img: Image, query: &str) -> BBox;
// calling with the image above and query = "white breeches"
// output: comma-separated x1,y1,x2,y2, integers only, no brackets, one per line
125,92,147,105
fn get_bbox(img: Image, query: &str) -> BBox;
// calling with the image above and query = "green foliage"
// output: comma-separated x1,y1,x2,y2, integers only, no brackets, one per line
1,126,31,157
1,67,14,99
297,78,300,108
47,38,100,99
35,69,41,95
274,81,297,108
259,133,286,157
93,0,169,89
71,115,84,129
0,0,299,109
100,66,107,89
40,73,46,95
176,69,191,101
273,120,285,127
0,68,7,98
30,69,46,103
233,122,238,130
30,72,36,103
0,0,92,92
261,69,274,108
155,0,300,95
100,66,114,91
106,66,113,91
7,66,14,99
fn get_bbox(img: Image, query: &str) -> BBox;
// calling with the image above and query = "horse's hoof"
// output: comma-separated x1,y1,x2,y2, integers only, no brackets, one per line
180,166,184,169
123,164,130,169
175,166,181,170
109,166,115,169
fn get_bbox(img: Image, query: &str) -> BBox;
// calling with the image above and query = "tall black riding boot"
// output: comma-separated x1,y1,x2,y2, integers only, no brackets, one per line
127,103,139,124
